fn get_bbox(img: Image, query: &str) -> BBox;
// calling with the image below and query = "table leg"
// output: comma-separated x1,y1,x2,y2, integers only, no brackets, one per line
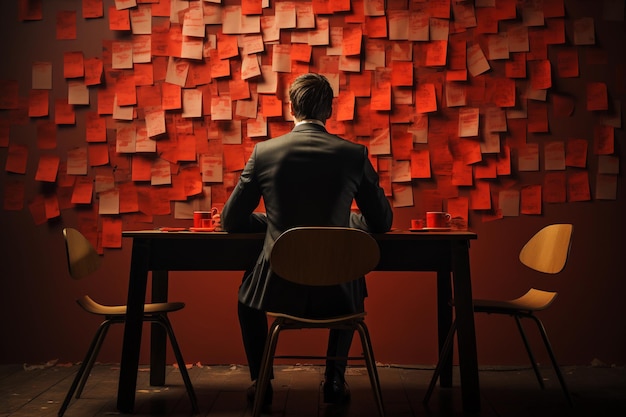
451,240,480,412
436,269,453,387
117,238,150,413
150,270,168,386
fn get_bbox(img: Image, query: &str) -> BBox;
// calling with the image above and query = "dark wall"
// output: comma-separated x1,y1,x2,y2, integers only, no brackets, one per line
1,0,625,368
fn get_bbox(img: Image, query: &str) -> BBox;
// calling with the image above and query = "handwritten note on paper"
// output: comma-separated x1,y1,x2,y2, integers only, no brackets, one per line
544,141,566,171
71,176,94,204
29,90,49,117
567,171,590,202
201,154,223,183
467,43,490,76
542,172,566,203
593,125,614,155
458,107,479,137
391,183,414,208
451,160,473,186
520,184,542,214
518,143,539,171
498,189,520,216
586,82,608,111
573,17,595,45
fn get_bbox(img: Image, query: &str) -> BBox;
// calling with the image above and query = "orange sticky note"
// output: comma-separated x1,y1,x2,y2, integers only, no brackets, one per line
586,82,608,111
391,61,413,87
556,48,579,78
101,217,123,248
520,184,542,215
36,121,57,149
291,44,312,62
543,172,566,203
5,143,28,174
64,51,85,78
567,171,590,202
55,99,76,125
109,6,130,30
71,176,94,204
342,26,363,56
410,150,431,179
415,83,437,113
84,57,103,86
593,125,614,155
260,95,282,118
29,90,49,117
35,154,60,182
86,112,107,143
336,91,355,121
88,143,109,167
529,59,552,90
565,138,587,168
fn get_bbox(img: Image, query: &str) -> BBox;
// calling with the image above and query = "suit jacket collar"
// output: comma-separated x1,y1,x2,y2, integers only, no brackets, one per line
291,122,327,133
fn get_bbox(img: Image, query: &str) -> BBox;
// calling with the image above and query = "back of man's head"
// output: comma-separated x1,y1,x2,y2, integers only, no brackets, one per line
289,73,333,122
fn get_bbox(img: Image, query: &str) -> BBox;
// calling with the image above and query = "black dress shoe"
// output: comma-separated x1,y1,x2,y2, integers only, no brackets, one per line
323,379,351,404
247,381,273,412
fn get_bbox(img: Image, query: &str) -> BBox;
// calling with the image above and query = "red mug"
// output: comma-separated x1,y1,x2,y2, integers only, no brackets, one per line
426,212,451,228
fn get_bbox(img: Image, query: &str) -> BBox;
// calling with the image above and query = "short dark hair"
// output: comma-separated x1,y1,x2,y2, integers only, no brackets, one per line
288,73,334,122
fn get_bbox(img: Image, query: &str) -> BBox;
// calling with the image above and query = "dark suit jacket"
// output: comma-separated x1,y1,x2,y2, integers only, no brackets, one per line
221,123,393,316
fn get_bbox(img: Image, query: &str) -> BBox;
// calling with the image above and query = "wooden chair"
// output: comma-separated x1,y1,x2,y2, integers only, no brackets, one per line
252,227,385,417
59,228,198,416
424,224,574,406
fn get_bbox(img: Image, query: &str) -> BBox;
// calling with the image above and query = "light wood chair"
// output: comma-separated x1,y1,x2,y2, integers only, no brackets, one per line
59,228,198,417
252,227,385,417
424,224,574,406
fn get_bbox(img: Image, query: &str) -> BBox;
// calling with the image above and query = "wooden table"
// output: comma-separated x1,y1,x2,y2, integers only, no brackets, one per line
118,230,479,412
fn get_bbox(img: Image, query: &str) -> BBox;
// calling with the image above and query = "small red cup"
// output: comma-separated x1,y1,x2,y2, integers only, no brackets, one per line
410,219,423,230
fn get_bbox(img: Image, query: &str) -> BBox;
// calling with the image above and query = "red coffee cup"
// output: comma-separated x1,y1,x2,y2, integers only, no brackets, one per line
193,207,219,229
426,212,451,228
193,211,213,228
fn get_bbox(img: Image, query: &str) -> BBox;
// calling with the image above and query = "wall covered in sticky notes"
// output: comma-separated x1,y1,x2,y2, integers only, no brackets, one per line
1,0,623,243
0,1,625,366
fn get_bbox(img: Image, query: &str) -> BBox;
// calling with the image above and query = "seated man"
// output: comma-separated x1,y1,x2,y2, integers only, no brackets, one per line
220,73,393,408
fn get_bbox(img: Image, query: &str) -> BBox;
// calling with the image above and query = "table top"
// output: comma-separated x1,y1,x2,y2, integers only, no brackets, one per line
122,229,478,241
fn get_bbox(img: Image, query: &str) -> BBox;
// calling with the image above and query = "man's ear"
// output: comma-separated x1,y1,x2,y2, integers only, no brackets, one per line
289,102,295,117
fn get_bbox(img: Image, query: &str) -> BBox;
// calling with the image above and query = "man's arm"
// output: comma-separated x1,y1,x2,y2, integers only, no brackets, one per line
221,148,264,232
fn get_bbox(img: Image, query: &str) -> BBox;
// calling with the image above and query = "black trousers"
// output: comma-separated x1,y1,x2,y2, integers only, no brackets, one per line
238,301,354,383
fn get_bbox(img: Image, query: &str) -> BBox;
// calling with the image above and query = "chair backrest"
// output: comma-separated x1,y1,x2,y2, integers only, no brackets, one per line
519,224,573,274
269,227,380,286
63,228,102,280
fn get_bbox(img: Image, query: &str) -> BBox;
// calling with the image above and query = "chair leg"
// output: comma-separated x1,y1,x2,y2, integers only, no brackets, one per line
58,320,112,417
527,315,573,406
423,320,457,405
157,315,199,414
355,321,385,417
76,319,117,398
253,319,282,417
514,315,545,390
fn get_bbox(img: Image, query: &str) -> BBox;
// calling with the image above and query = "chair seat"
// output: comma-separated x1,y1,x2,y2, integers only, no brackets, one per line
267,311,367,325
77,295,186,316
473,288,557,313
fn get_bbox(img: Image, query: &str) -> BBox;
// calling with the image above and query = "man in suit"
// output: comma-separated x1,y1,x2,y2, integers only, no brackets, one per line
220,73,393,408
